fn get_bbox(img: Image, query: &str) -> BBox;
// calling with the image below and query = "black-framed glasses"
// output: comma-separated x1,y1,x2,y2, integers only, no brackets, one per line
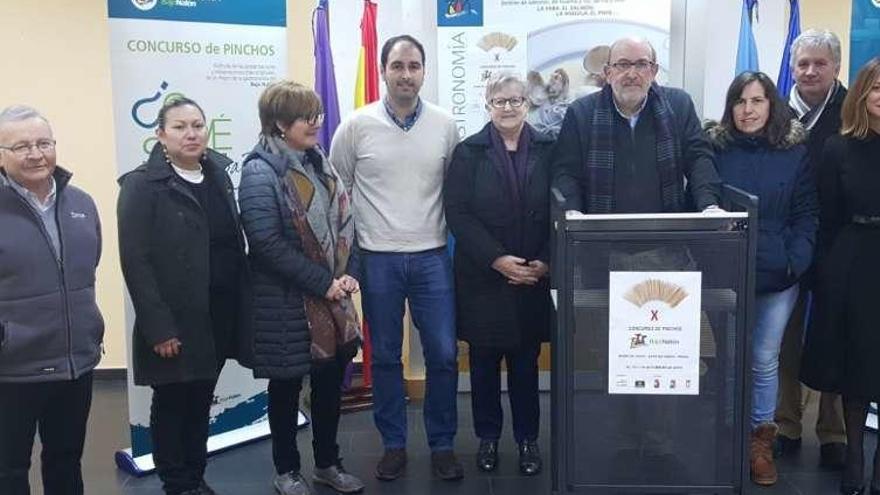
299,113,325,126
489,96,526,109
0,139,56,157
607,60,656,72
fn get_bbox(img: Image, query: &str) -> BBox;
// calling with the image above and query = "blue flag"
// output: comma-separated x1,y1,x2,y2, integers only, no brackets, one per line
777,0,800,98
313,0,341,152
735,0,759,75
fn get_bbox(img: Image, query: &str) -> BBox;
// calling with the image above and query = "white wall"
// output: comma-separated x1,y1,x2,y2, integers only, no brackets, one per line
695,0,789,120
328,0,440,115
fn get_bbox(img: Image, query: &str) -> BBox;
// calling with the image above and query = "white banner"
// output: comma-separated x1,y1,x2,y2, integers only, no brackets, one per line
608,271,701,396
437,0,671,138
107,0,288,473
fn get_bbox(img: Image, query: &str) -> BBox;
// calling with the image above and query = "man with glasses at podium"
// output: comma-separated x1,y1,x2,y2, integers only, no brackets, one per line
549,37,723,485
551,37,721,215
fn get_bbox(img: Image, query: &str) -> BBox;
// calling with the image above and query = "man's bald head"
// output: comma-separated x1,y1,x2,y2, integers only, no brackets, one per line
608,38,657,64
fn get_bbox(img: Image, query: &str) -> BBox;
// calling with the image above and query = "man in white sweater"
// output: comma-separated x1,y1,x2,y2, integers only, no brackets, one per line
330,34,463,482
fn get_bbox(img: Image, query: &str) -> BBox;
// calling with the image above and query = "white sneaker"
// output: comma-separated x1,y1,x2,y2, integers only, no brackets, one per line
313,465,365,493
273,472,312,495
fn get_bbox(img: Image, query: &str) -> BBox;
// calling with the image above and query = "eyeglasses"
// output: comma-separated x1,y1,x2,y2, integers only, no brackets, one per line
299,113,325,126
0,139,57,157
489,97,526,109
607,60,657,72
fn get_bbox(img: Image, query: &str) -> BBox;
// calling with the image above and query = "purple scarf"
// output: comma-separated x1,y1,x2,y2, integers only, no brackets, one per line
488,123,531,208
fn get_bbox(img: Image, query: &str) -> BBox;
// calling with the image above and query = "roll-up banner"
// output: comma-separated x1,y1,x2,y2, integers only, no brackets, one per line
106,0,299,475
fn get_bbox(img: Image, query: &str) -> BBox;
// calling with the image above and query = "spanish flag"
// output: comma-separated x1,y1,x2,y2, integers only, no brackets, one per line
354,0,379,108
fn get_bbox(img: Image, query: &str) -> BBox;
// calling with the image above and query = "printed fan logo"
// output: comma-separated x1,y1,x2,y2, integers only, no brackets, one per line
623,279,688,308
477,32,517,52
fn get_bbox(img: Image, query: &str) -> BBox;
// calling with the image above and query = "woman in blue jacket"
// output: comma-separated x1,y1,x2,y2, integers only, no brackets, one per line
237,81,363,495
705,71,818,487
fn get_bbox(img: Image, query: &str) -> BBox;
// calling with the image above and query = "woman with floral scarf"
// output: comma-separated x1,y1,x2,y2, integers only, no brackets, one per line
238,81,363,495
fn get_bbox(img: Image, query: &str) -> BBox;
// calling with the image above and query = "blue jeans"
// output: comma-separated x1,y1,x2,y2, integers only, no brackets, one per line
361,248,458,451
751,283,799,429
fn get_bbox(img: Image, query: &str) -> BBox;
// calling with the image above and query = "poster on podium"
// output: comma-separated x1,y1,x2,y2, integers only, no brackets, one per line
608,271,701,396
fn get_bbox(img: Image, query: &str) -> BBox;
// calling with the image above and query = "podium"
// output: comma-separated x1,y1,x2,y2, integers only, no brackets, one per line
551,186,758,494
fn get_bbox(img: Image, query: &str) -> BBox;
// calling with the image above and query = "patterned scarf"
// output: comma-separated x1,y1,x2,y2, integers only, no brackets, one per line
789,80,838,130
586,83,683,213
263,135,361,364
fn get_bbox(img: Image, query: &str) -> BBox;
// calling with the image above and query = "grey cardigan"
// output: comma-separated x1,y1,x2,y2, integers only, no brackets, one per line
0,167,104,383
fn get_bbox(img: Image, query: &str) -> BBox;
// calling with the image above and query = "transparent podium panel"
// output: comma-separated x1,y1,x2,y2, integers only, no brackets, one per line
551,198,756,494
567,239,744,488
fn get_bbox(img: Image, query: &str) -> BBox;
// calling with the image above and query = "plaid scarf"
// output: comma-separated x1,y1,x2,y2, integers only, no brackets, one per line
263,136,361,364
586,83,684,213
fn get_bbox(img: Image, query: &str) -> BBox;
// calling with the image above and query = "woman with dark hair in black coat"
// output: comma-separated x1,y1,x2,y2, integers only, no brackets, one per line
118,97,249,495
444,72,554,477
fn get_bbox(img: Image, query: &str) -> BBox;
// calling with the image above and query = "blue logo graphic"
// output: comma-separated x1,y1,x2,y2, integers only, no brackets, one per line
131,81,169,129
130,0,157,11
438,0,483,27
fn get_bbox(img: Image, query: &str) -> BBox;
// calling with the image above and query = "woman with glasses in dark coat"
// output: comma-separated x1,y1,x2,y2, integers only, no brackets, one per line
444,72,554,477
237,81,364,495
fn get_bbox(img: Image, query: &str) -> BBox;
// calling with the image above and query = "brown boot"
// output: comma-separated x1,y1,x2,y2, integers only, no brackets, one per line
750,423,778,485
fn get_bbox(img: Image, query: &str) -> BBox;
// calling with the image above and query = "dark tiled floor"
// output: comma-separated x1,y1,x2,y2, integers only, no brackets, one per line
25,378,872,494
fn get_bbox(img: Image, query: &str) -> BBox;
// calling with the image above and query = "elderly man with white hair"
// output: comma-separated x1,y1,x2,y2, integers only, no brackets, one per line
775,27,848,468
0,105,103,494
552,37,721,215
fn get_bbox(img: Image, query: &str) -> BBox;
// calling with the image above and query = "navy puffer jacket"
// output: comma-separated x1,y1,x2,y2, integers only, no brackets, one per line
237,144,354,380
706,120,818,293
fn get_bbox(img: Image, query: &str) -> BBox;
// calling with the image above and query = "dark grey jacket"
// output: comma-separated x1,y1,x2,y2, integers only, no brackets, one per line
0,167,104,383
118,144,249,386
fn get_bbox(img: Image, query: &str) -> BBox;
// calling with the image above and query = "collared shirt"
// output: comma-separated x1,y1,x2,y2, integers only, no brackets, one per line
613,95,649,130
8,176,61,259
383,96,423,131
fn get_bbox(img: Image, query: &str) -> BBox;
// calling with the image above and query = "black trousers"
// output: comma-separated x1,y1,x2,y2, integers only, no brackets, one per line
150,379,217,495
469,344,541,443
268,357,349,475
0,372,93,495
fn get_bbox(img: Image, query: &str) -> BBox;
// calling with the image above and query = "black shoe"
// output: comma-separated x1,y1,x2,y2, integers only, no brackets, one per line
773,435,802,458
476,440,499,472
840,484,864,495
518,441,542,476
431,450,464,481
375,448,407,481
821,442,847,469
